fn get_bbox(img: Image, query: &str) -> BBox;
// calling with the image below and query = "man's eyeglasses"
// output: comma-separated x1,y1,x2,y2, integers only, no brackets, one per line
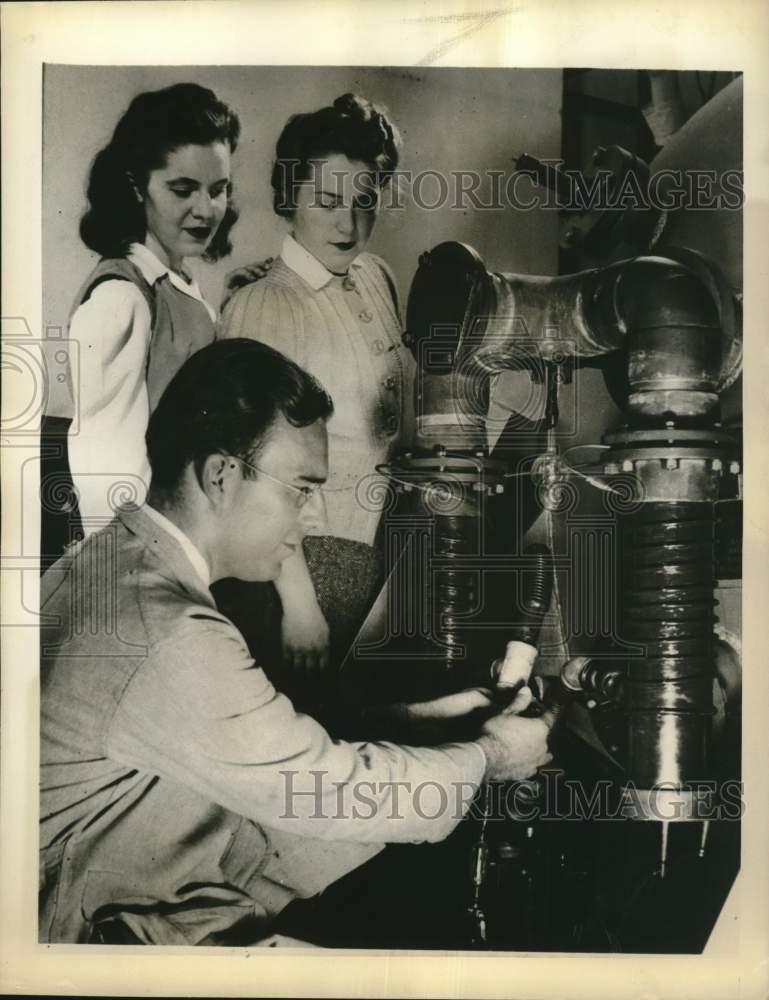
226,455,323,509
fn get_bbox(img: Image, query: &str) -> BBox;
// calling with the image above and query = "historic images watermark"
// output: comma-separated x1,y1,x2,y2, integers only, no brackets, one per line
279,769,745,824
273,159,745,213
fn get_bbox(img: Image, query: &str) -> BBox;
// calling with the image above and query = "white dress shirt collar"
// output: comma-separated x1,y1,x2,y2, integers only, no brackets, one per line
143,504,211,589
128,242,216,321
280,233,363,291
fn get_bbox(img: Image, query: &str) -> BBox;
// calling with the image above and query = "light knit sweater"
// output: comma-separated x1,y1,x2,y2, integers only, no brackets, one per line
221,237,415,546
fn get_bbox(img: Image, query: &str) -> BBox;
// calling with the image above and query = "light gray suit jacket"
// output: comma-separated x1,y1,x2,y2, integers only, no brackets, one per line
39,507,484,943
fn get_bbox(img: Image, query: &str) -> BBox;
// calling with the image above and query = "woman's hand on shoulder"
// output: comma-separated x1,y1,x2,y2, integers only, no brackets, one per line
221,257,275,310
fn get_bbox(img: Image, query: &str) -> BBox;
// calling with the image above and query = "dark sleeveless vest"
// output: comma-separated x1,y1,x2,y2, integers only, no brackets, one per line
72,256,215,409
41,257,215,568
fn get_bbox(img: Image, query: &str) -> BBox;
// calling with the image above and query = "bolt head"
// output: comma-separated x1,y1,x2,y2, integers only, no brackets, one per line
712,458,723,472
621,459,634,472
729,461,740,474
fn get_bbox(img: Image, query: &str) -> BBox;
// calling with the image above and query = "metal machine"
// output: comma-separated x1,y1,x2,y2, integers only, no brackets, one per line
346,76,743,952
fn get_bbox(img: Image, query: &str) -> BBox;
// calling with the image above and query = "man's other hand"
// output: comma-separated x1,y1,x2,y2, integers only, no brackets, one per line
476,697,553,781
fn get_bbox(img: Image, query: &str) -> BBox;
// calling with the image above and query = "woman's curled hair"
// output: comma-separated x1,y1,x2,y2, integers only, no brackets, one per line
271,92,401,218
80,82,241,260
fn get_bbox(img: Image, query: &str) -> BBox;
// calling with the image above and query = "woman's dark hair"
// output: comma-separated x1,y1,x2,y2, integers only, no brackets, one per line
146,339,333,505
271,92,401,218
80,83,241,260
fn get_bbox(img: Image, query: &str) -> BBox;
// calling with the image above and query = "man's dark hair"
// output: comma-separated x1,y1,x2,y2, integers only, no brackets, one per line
146,339,333,505
80,82,241,261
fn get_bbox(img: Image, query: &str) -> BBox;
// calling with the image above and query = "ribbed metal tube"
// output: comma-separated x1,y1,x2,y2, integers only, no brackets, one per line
432,516,478,669
620,502,716,790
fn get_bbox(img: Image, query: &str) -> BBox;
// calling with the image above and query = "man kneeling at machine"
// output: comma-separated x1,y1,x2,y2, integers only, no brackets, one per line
39,339,551,947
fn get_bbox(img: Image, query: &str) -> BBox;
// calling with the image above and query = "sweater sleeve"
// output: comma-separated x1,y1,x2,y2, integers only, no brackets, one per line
67,280,152,530
109,615,486,846
220,282,306,368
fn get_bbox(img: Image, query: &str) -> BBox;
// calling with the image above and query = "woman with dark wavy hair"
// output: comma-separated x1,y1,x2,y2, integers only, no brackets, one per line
51,82,240,548
221,93,414,691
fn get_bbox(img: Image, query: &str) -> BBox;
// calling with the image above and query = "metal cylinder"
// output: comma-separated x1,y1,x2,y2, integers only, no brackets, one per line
603,424,739,819
431,513,480,670
405,243,739,434
622,269,723,418
619,502,716,795
384,448,506,682
511,543,553,649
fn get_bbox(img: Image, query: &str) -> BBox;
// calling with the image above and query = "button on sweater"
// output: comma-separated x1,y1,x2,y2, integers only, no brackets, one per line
221,236,415,547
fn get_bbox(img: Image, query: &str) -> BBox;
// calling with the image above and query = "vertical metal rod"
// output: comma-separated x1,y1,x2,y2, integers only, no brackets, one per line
468,783,492,945
698,819,710,858
660,820,669,879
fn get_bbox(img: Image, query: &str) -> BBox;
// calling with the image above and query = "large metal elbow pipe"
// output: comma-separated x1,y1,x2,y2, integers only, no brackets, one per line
405,242,741,448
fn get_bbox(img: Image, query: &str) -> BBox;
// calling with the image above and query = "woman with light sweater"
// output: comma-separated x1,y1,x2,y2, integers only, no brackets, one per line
221,93,414,684
42,83,240,563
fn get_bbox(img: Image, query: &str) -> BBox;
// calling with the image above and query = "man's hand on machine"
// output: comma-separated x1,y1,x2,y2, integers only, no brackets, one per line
362,686,495,742
352,637,551,755
476,701,554,781
389,680,533,722
359,673,551,772
488,639,538,696
474,640,553,779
